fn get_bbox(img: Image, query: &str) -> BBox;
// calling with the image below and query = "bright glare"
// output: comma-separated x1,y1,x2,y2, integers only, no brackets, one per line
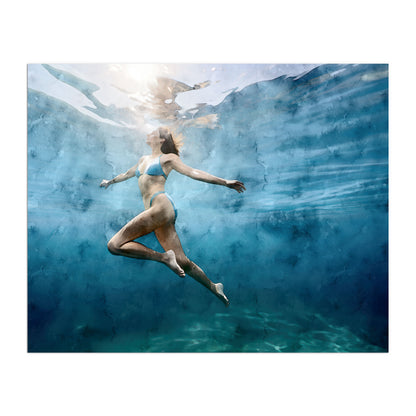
117,64,168,91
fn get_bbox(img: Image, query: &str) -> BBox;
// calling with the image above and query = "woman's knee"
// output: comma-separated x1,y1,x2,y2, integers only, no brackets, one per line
107,238,121,255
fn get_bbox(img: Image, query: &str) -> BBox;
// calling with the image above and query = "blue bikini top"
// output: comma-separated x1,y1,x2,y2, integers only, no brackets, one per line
135,155,167,179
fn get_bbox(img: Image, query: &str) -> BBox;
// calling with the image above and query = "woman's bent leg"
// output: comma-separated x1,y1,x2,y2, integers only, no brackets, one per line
154,223,229,306
107,208,185,277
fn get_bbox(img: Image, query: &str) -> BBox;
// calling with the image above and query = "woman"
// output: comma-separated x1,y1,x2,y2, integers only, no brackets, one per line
100,127,246,306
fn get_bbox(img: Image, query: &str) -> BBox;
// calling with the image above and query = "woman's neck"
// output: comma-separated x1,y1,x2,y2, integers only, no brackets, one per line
150,144,163,158
150,150,163,158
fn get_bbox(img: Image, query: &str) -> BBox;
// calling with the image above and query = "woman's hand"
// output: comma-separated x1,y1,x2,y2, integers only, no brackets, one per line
100,179,111,189
225,180,246,193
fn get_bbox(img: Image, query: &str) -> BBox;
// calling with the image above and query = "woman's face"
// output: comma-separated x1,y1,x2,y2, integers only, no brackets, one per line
146,130,163,146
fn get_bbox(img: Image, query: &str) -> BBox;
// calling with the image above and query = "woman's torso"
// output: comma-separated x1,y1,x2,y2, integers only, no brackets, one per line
136,155,170,208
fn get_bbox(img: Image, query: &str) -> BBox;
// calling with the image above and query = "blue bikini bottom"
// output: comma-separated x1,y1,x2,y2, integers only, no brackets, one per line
149,191,178,220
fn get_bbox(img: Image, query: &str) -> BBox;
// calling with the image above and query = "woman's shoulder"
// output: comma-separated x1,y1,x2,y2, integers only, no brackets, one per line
161,153,180,163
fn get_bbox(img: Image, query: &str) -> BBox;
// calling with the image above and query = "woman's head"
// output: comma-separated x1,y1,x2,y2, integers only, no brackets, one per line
158,127,181,156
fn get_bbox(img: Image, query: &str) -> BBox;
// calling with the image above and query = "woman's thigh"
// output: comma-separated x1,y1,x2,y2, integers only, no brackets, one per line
112,205,172,246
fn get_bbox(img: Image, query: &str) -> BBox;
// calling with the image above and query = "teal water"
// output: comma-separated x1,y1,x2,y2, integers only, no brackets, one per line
76,308,384,353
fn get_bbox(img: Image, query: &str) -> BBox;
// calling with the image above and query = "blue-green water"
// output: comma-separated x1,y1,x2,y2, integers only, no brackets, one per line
28,64,388,352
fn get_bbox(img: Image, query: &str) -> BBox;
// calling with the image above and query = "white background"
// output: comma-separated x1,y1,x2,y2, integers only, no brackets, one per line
1,1,415,415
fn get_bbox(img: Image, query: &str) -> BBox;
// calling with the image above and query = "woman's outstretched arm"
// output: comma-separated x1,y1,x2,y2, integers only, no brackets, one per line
165,154,246,193
100,159,141,189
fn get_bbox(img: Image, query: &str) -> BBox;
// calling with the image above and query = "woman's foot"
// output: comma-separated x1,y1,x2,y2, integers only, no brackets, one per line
214,283,230,307
163,250,185,277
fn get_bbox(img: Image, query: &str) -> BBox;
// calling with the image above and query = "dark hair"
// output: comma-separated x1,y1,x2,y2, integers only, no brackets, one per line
159,127,180,156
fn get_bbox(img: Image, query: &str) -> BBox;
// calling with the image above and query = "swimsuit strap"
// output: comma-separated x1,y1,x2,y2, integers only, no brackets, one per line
158,155,167,179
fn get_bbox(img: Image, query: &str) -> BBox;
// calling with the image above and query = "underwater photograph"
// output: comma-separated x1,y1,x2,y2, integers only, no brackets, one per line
27,63,388,352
